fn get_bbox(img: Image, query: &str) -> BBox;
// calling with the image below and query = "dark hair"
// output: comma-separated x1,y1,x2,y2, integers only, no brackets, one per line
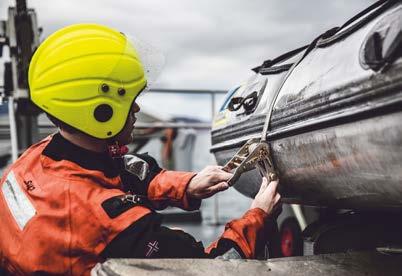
46,113,79,134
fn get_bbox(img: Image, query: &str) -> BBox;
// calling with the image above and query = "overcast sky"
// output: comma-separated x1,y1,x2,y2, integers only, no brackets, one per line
0,0,376,120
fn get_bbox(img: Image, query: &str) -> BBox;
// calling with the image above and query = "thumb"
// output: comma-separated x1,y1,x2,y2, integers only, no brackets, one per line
274,193,281,204
264,180,279,196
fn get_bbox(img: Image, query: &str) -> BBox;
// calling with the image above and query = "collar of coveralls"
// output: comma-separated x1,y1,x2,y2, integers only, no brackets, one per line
42,132,120,179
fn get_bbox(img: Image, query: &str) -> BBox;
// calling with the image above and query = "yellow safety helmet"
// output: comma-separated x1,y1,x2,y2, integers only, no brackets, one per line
28,23,147,139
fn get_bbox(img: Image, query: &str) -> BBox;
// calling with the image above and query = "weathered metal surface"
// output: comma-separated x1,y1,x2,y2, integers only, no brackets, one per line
91,251,402,276
215,111,402,210
211,2,402,210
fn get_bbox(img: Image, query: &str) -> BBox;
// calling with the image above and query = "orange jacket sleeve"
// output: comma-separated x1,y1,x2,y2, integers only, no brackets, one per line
101,207,272,260
147,169,201,210
206,208,268,258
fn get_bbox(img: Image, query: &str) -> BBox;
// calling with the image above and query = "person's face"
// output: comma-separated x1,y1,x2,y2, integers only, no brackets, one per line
115,102,140,145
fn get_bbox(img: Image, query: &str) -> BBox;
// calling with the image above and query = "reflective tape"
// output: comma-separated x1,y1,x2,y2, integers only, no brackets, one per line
2,171,36,230
216,247,242,260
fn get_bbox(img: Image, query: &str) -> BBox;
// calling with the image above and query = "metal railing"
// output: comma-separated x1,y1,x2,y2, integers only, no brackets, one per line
148,88,226,121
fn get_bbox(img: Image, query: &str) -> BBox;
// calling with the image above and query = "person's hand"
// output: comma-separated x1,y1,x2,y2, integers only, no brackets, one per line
251,177,281,215
186,166,232,199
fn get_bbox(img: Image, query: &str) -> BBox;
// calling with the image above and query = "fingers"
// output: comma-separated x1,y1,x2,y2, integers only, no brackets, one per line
257,177,268,194
217,170,233,181
203,165,224,172
257,178,280,201
211,181,229,193
251,178,281,214
205,181,229,197
274,193,281,204
189,165,233,199
207,168,233,183
265,180,279,196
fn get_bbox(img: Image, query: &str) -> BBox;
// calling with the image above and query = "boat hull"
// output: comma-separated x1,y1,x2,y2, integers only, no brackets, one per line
214,111,402,210
211,1,402,210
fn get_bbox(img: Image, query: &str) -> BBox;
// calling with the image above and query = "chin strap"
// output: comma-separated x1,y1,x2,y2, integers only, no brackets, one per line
107,140,129,158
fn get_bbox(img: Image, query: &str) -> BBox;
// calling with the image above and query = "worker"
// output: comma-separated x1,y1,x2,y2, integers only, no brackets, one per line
0,24,281,275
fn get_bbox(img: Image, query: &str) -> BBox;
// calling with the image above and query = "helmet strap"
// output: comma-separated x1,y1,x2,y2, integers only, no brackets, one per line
107,140,129,158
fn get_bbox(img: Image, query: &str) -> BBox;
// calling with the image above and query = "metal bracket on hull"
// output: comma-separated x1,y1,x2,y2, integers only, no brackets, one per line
223,138,277,186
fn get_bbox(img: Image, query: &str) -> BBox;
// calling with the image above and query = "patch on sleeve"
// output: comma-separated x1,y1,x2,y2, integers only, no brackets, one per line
1,171,36,230
123,154,149,181
102,194,150,219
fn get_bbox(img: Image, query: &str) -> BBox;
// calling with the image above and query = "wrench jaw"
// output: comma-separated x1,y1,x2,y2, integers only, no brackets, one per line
223,139,277,186
257,158,278,182
225,156,255,187
223,138,259,186
256,148,278,182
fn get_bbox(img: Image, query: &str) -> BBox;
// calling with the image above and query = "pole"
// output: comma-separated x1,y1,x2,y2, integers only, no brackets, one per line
8,97,18,161
211,92,220,225
8,0,40,152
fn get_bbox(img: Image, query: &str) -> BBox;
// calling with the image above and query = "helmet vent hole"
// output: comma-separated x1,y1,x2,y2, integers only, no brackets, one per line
118,88,126,96
101,84,110,92
94,104,113,122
